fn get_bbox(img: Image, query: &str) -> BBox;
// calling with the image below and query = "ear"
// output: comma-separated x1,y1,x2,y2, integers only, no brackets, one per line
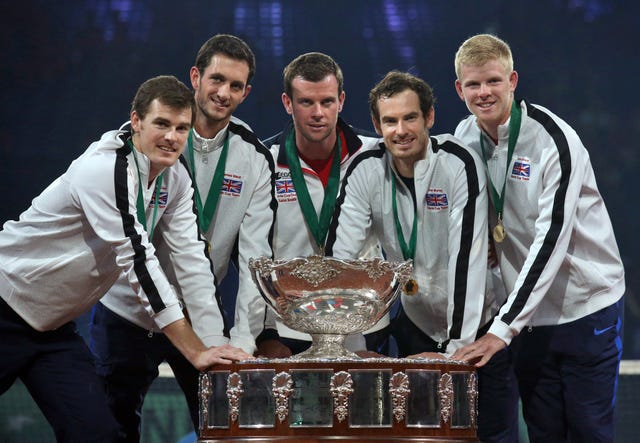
241,83,252,101
130,110,140,132
371,115,382,136
509,70,519,94
282,93,293,115
189,66,200,90
425,107,435,130
454,79,465,101
337,90,346,113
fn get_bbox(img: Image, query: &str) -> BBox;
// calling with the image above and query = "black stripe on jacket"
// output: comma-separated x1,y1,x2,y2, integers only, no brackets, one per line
434,138,480,340
501,102,571,325
324,142,386,254
176,155,230,336
114,138,165,314
229,120,277,258
326,137,481,343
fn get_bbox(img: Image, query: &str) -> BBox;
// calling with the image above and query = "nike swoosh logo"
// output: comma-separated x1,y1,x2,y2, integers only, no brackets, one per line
593,325,615,336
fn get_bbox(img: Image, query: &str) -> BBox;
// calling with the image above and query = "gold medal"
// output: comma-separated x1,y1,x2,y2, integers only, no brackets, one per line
493,222,506,243
404,278,419,295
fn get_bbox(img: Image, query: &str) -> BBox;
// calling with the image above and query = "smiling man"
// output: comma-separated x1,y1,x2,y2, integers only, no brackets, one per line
326,71,519,442
328,71,488,365
255,52,387,358
0,75,252,443
90,35,274,442
452,33,625,443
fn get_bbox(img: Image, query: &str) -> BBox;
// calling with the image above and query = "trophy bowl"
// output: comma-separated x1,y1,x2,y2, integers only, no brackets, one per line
249,255,412,359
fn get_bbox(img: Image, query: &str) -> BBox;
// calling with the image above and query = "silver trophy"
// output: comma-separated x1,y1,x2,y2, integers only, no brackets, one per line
249,255,413,359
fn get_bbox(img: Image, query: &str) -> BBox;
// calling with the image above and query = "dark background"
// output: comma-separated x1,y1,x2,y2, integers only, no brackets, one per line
2,0,638,358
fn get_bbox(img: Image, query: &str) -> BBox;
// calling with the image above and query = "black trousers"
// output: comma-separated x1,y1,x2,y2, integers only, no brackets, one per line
0,297,119,442
90,302,199,443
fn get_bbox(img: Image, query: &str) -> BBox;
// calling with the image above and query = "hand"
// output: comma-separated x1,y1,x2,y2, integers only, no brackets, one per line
450,333,506,367
406,351,448,361
161,319,253,371
255,339,292,359
192,344,254,371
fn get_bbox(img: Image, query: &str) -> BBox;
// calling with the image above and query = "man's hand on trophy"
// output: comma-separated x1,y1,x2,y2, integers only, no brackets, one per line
450,333,506,367
190,344,254,371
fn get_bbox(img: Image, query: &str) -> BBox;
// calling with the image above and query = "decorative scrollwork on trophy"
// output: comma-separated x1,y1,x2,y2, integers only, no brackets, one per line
330,371,354,422
272,372,294,423
226,372,244,423
389,372,410,422
198,373,212,429
291,255,339,287
364,258,387,280
468,372,478,428
438,372,453,424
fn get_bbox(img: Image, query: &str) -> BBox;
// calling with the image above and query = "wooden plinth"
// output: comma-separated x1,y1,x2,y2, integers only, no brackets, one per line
198,359,478,442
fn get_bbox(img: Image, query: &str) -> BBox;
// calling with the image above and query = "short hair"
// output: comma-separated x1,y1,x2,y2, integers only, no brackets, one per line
283,52,344,98
368,71,435,123
194,34,256,84
454,34,514,79
131,75,195,124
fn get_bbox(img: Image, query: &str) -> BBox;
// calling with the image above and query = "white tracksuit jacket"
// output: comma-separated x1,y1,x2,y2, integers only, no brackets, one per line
100,117,276,352
326,134,490,355
0,128,227,346
455,99,625,345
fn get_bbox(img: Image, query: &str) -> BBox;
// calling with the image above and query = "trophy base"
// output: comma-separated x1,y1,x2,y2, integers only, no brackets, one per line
198,358,478,442
290,333,359,360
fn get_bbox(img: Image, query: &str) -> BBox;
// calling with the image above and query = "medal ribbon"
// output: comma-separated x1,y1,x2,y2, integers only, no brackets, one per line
391,173,417,260
187,129,230,234
479,100,522,222
284,128,342,250
128,139,163,241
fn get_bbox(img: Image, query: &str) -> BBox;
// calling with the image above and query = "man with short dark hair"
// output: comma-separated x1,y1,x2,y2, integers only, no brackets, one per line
91,34,274,441
0,75,251,443
327,69,489,363
326,70,523,443
256,52,387,357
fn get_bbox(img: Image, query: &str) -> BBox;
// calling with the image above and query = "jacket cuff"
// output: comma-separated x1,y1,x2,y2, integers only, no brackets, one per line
488,319,516,346
152,304,185,330
229,336,257,355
